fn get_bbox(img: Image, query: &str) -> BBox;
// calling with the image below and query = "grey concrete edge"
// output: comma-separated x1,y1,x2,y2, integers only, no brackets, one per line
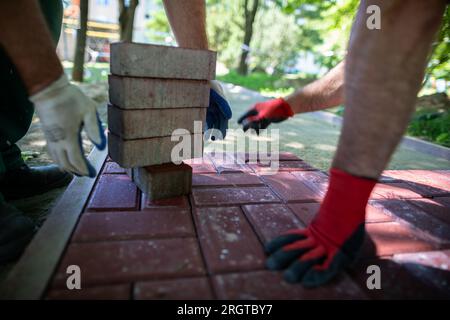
0,147,108,300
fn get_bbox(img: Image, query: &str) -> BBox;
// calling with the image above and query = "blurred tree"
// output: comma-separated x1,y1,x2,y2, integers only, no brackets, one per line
72,0,88,82
119,0,139,41
237,0,260,75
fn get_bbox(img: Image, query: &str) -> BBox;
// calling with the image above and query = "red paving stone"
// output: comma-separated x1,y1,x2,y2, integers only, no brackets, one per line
262,172,321,202
53,238,205,287
248,160,317,174
183,157,216,174
212,270,368,299
370,200,450,244
134,277,214,300
191,186,279,206
192,173,263,187
47,284,131,300
242,204,305,244
371,183,423,200
72,209,194,242
348,258,448,299
208,152,253,174
234,151,302,162
40,154,449,299
87,174,139,211
102,161,127,174
194,206,265,274
363,222,439,257
141,194,190,209
288,202,320,225
407,197,450,225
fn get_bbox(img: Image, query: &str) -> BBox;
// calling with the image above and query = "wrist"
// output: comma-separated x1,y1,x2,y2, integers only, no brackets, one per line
277,98,295,117
30,73,69,105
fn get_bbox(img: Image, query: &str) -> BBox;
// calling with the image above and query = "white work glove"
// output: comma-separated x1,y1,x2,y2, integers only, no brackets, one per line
30,74,106,177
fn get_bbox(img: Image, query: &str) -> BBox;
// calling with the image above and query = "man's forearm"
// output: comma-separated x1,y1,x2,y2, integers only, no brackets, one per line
285,61,345,113
163,0,209,50
0,0,63,95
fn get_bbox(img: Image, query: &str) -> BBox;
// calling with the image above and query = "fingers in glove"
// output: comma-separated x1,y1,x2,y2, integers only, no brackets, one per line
283,257,325,283
67,136,96,177
264,233,306,254
237,109,258,124
56,147,83,176
83,110,106,150
266,246,308,270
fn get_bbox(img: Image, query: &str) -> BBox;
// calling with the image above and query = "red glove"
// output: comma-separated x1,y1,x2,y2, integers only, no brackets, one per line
237,98,294,133
265,168,377,287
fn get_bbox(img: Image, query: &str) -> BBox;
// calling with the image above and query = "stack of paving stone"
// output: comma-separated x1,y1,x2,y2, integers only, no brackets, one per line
108,42,216,200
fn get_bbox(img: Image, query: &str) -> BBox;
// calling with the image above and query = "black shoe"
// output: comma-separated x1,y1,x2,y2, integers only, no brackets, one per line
0,201,36,264
0,164,73,201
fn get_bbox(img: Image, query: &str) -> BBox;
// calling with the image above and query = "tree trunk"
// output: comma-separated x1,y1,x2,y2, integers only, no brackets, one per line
119,0,139,42
72,0,88,82
237,0,259,75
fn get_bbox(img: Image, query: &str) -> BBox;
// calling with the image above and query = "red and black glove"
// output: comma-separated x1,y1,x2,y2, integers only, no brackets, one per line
265,168,377,287
237,98,294,133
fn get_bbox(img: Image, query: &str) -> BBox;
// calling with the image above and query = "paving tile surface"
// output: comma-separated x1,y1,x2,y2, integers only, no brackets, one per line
42,154,450,299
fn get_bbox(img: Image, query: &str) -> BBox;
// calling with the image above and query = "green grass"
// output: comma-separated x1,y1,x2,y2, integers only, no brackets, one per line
216,70,316,97
62,61,109,83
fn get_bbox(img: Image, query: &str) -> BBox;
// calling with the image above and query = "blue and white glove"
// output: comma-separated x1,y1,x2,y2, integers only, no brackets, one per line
30,74,106,177
206,80,232,140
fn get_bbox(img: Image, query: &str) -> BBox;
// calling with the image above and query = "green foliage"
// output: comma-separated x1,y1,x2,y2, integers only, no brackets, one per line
407,110,450,147
217,70,285,92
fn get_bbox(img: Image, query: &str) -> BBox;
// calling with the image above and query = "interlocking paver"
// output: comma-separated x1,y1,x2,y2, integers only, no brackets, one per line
194,206,265,274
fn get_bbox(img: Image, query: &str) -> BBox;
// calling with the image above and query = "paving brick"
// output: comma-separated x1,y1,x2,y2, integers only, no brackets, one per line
287,202,320,225
212,270,367,299
108,75,210,109
183,157,216,174
192,173,262,187
110,42,216,80
382,170,450,197
134,277,213,300
370,200,450,244
379,170,414,183
348,258,447,299
291,171,329,198
108,131,203,168
86,174,139,211
72,209,194,242
47,284,130,300
131,163,192,200
242,204,304,244
366,203,395,223
392,250,450,297
142,194,190,209
371,183,423,200
234,151,302,163
53,238,205,287
102,161,126,174
249,160,317,174
108,104,206,139
288,202,393,226
363,222,438,257
208,152,253,173
191,186,279,206
262,172,321,202
194,206,265,273
407,197,450,225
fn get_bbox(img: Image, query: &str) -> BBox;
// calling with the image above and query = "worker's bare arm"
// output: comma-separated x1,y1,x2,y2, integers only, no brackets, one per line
286,61,345,113
0,0,63,95
333,0,447,179
162,0,209,50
